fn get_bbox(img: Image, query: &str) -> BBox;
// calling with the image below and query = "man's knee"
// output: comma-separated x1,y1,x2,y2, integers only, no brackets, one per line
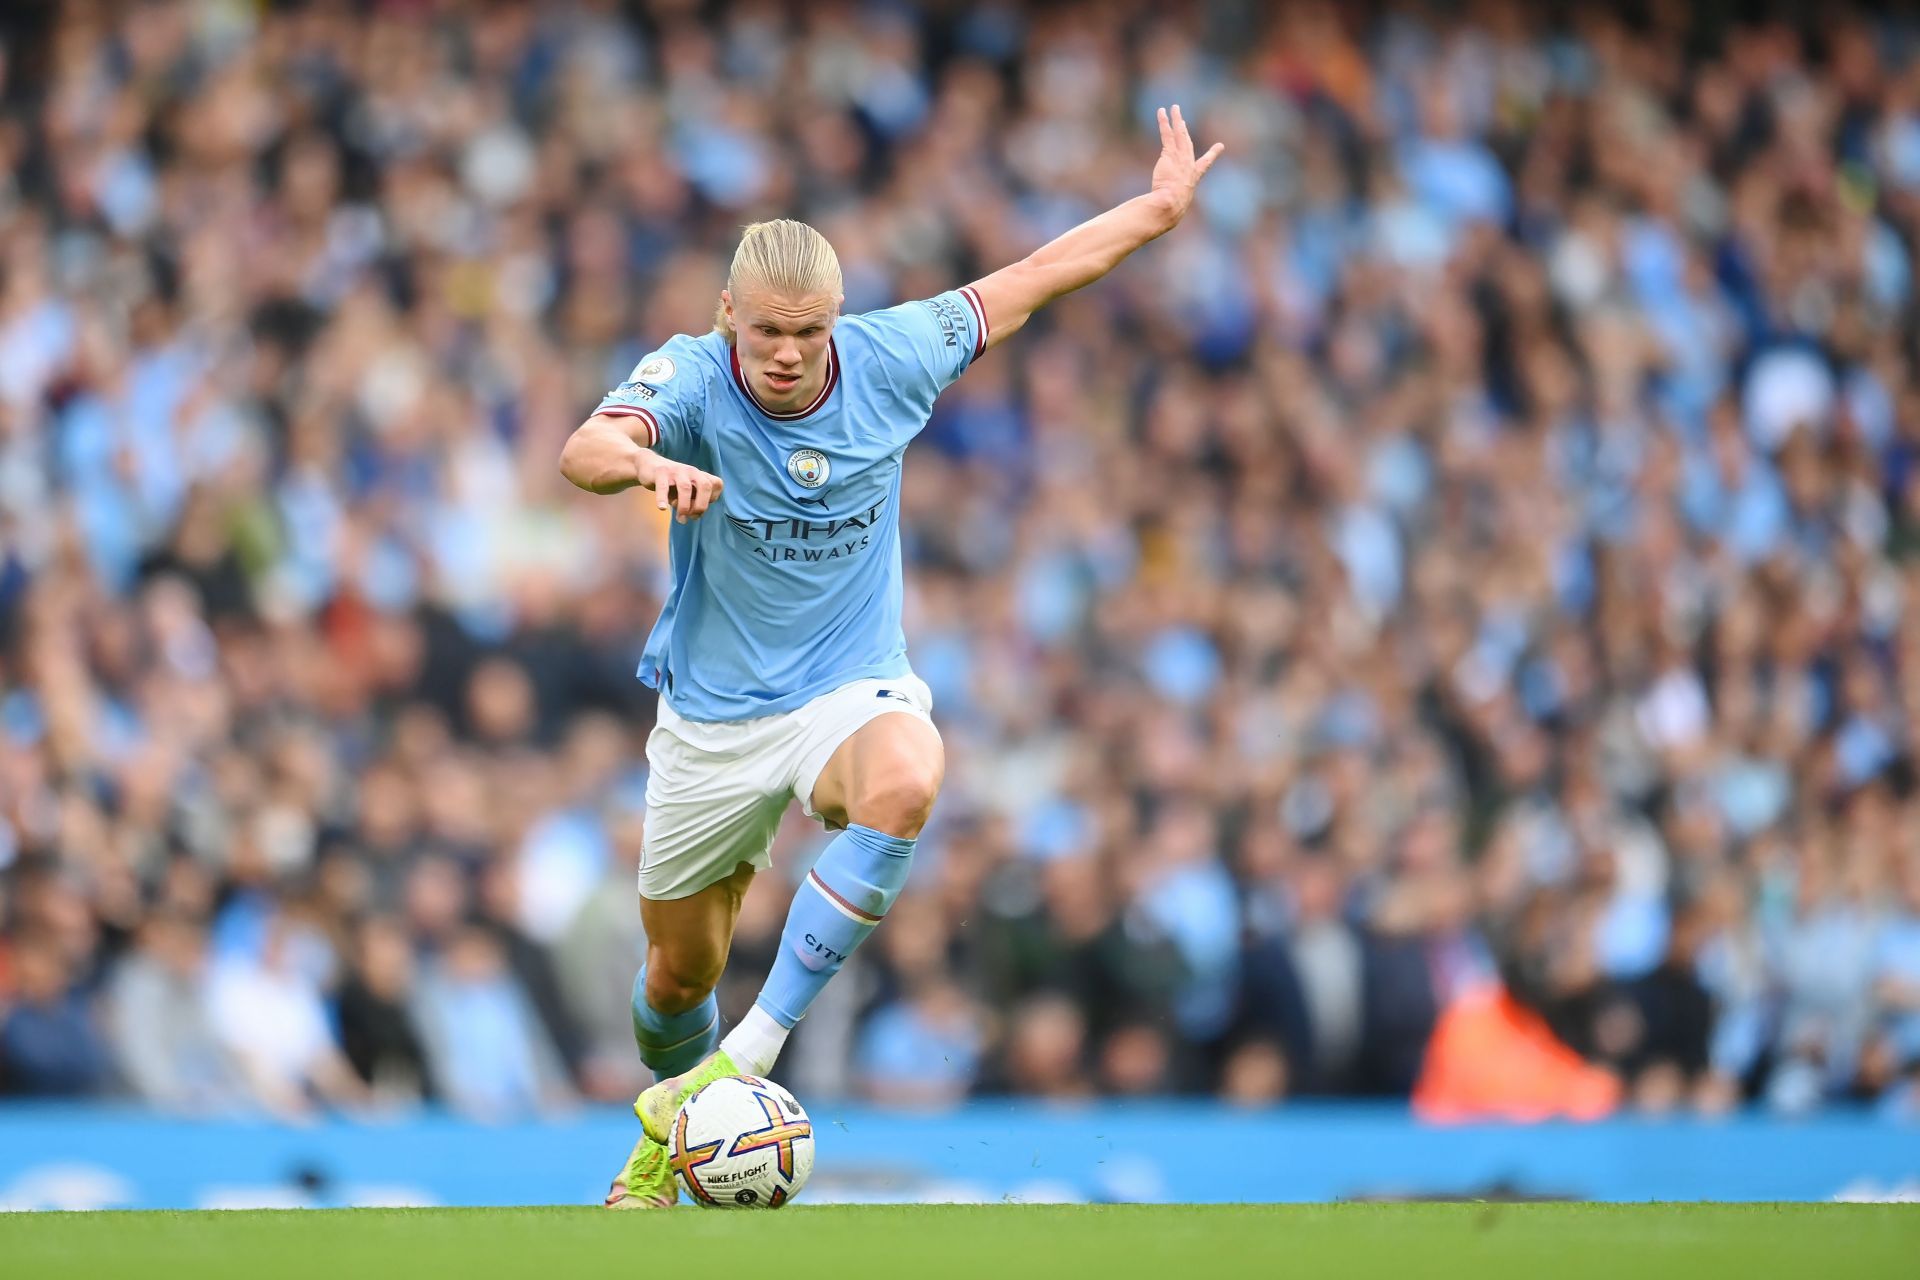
848,752,944,838
644,948,722,1015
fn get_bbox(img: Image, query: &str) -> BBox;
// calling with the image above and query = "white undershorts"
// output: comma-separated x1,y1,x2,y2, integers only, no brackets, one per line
638,674,936,901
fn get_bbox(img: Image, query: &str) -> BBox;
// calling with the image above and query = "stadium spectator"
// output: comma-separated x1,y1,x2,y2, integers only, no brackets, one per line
0,930,114,1097
991,993,1093,1100
105,910,246,1113
335,915,433,1105
205,911,367,1118
550,783,652,1102
412,925,574,1120
1874,858,1920,1081
0,0,1918,1122
856,977,988,1107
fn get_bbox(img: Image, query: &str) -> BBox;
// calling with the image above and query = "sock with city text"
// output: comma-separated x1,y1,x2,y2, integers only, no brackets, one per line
753,824,915,1032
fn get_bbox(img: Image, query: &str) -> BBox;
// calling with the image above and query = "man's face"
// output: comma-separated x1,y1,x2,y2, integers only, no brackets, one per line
725,287,839,412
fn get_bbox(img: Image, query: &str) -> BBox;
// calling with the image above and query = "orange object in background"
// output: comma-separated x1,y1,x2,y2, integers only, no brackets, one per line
1413,985,1622,1123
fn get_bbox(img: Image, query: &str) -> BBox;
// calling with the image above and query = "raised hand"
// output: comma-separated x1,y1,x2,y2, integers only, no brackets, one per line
1150,104,1224,225
960,103,1227,349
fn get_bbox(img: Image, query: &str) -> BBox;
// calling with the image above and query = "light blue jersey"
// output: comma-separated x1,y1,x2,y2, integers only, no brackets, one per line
596,287,987,722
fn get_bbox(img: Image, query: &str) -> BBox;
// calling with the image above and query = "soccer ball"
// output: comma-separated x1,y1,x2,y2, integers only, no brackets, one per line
669,1074,815,1208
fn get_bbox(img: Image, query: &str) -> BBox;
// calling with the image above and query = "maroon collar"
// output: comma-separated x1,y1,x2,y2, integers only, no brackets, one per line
730,340,840,420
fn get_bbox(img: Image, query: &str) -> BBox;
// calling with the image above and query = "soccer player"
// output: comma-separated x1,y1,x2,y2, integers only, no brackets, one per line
561,106,1221,1207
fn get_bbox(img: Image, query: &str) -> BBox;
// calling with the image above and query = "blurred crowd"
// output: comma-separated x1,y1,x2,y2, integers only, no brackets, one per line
4,0,1920,1124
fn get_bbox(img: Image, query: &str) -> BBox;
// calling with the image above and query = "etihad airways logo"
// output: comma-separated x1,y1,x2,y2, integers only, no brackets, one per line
725,499,887,563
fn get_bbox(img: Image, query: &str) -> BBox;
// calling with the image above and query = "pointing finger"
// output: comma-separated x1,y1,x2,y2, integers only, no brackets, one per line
1157,106,1172,150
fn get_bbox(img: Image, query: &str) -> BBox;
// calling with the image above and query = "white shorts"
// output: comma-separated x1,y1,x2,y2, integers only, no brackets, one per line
638,674,936,901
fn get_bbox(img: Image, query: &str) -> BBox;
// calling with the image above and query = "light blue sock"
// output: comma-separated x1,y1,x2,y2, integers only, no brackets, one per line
630,966,718,1078
757,824,915,1027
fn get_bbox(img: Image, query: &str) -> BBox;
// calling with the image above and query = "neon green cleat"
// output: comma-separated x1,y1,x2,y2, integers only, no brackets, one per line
634,1048,744,1145
605,1133,677,1209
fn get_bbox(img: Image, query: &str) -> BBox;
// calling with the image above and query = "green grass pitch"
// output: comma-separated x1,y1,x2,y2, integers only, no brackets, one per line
3,1203,1914,1279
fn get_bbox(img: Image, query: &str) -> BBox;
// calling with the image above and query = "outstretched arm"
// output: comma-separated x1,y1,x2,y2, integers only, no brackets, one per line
559,414,723,523
967,104,1222,351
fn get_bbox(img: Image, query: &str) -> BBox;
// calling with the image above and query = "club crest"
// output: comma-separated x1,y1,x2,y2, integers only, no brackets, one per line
787,449,830,489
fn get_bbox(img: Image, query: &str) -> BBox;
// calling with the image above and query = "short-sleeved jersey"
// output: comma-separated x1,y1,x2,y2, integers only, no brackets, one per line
595,287,987,722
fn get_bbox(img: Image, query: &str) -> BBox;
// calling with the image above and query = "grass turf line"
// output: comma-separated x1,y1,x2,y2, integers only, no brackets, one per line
2,1203,1914,1279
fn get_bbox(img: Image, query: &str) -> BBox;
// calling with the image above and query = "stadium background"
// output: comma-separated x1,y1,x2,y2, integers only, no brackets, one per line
2,0,1919,1207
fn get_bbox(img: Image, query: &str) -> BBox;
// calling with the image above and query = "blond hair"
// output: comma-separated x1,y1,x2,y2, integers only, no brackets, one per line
713,219,844,342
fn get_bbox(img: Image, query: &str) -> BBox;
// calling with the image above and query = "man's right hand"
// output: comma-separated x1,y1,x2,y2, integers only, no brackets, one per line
638,455,724,523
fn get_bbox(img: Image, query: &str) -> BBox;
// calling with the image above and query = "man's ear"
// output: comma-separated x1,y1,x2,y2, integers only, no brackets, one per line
721,288,734,322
